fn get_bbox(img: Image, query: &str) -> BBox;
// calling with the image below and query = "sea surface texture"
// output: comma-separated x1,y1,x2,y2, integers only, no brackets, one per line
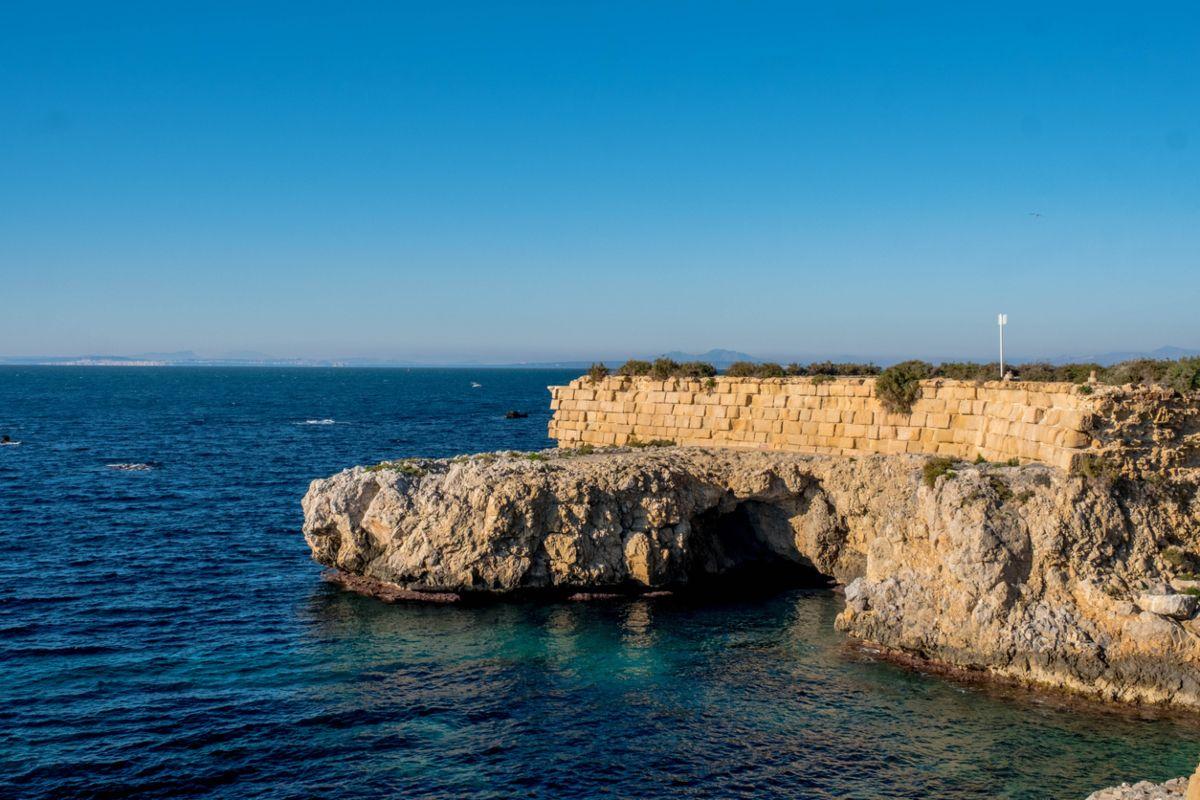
1,367,1197,800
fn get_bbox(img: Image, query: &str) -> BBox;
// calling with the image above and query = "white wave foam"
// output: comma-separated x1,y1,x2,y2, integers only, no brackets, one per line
297,419,337,425
106,463,155,471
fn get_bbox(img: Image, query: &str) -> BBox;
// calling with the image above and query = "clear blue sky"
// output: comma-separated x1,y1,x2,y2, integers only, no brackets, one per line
2,2,1197,362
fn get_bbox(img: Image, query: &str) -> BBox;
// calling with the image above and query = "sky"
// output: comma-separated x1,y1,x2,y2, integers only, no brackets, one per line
1,1,1197,363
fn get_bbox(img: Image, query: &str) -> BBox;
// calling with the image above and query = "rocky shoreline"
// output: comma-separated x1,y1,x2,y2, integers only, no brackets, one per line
302,446,1200,712
1088,761,1200,799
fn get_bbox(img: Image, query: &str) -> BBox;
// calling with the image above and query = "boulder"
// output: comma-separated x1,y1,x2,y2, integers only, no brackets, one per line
1139,593,1199,620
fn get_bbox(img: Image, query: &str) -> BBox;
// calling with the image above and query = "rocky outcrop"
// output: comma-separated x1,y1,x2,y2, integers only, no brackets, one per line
1085,778,1190,800
302,447,1200,709
1087,763,1200,800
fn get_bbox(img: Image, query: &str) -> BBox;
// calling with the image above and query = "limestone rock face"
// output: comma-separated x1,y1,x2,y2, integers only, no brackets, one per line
302,447,1200,709
1139,593,1199,620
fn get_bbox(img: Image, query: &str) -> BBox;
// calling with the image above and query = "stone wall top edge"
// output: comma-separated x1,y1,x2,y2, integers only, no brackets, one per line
560,375,1088,393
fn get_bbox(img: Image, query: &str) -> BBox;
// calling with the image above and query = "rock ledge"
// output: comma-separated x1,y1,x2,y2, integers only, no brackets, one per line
302,447,1200,709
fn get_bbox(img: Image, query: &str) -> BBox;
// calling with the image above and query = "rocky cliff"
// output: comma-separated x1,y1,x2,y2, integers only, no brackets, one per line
302,447,1200,709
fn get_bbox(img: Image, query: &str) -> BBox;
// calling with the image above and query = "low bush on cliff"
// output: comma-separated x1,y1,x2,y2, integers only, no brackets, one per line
922,456,956,488
1162,547,1194,569
1073,453,1121,483
626,437,675,448
365,459,426,476
876,360,933,413
586,362,610,382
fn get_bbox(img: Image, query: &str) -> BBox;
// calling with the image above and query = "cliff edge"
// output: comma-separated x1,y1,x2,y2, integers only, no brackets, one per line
302,447,1200,709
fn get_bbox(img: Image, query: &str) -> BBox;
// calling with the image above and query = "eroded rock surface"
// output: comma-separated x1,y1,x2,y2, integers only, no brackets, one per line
302,447,1200,709
1085,777,1189,800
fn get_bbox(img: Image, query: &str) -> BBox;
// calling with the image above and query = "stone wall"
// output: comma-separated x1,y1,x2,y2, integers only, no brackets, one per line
548,376,1097,470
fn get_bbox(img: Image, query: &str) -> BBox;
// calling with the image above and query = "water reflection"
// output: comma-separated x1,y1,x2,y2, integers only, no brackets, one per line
295,585,1200,799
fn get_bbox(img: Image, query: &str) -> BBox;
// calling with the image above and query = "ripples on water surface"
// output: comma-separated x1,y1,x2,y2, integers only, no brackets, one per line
1,367,1197,799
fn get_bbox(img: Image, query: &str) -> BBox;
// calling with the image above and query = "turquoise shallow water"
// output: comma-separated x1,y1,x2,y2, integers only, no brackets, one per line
1,367,1197,799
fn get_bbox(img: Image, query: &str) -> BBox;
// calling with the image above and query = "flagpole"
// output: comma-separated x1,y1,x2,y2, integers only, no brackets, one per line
998,314,1007,379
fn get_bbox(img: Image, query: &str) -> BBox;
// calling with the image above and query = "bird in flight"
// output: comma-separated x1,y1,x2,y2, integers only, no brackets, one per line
1028,212,1042,218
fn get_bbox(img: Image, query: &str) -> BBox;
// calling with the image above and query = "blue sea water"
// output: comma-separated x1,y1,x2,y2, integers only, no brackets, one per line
1,366,1198,800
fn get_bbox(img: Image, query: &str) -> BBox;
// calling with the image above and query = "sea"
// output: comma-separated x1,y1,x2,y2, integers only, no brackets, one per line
1,366,1197,799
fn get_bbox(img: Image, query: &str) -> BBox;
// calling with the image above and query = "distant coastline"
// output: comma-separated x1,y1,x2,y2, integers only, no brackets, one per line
3,345,1199,370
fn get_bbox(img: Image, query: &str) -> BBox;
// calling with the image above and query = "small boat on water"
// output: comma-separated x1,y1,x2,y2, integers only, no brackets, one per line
471,382,483,388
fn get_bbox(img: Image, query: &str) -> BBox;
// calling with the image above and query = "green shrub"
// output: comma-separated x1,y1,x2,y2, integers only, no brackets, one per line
617,359,653,376
1165,358,1200,392
1074,453,1120,482
365,459,426,476
876,360,933,413
1011,362,1058,382
614,358,720,380
676,361,718,378
649,358,680,379
756,362,786,378
1163,547,1193,568
784,361,880,377
934,362,996,381
922,456,955,488
988,475,1014,503
724,361,760,378
724,361,785,378
627,437,675,448
1101,359,1171,387
587,362,609,382
610,356,1199,390
1055,363,1102,384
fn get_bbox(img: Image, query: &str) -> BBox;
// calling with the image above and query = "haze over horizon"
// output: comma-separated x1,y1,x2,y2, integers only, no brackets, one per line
3,3,1197,361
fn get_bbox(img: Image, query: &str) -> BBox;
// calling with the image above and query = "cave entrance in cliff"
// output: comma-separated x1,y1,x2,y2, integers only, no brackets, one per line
686,499,832,595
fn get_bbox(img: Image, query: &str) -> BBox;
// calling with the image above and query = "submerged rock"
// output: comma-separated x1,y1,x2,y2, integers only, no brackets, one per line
302,447,1200,710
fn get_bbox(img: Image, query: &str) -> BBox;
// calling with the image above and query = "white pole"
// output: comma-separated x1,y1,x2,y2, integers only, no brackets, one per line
998,313,1007,379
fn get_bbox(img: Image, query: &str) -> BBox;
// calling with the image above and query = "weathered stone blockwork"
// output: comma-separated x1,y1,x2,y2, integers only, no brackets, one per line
549,376,1095,469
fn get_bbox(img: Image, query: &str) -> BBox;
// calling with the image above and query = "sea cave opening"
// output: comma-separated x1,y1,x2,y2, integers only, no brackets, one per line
685,499,834,596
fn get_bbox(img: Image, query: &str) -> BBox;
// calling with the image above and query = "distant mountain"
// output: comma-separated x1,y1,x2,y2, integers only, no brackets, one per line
214,350,278,361
6,345,1195,370
1048,346,1200,366
130,350,200,360
654,349,760,367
